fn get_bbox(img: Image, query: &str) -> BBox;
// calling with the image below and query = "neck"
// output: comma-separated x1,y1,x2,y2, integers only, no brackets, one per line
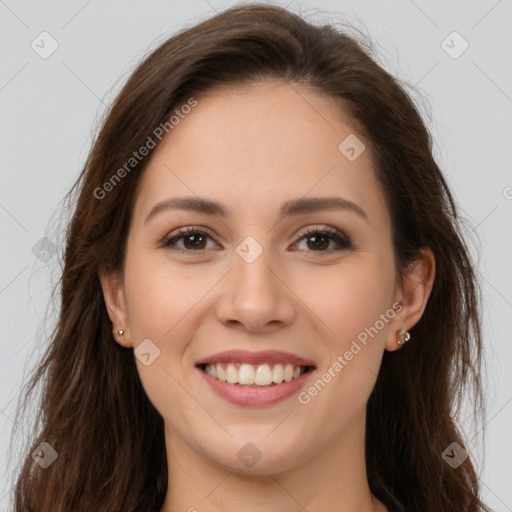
159,412,387,512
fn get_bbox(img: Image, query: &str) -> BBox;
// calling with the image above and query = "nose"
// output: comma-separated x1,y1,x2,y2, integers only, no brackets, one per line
215,243,296,333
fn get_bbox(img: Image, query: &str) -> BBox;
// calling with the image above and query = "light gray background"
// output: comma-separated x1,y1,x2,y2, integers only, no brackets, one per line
1,0,511,510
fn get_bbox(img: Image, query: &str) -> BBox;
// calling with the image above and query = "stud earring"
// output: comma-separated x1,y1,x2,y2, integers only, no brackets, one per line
115,329,125,337
396,328,410,346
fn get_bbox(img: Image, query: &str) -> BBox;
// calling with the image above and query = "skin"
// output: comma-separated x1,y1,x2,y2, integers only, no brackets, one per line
100,81,435,512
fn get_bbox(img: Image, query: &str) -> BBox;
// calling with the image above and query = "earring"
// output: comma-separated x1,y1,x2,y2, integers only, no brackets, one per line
396,328,410,346
115,329,125,337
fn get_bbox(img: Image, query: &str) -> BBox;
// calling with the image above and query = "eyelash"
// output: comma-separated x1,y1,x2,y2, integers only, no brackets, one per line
160,225,352,255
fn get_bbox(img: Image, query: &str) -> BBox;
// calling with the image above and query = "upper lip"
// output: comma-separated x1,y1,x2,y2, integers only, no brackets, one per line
195,349,316,367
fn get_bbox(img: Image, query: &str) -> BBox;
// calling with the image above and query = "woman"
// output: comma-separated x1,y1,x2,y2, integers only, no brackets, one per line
10,3,490,511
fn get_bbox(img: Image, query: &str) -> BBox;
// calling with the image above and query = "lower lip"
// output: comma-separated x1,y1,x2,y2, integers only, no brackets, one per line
197,367,315,407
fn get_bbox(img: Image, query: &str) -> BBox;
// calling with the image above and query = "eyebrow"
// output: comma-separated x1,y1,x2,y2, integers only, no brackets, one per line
143,195,369,224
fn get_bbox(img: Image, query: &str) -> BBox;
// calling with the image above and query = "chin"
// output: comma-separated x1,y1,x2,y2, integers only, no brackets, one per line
204,435,306,475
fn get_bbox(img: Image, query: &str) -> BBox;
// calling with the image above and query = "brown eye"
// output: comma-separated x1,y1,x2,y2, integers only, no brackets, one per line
293,226,352,253
161,225,352,255
161,227,214,252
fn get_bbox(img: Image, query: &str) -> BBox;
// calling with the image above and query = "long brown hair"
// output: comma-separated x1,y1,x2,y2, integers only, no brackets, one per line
9,3,490,511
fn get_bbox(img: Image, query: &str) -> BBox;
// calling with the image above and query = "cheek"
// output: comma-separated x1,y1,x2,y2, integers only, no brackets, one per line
311,256,395,347
286,257,396,450
305,255,395,407
122,251,194,419
123,249,199,341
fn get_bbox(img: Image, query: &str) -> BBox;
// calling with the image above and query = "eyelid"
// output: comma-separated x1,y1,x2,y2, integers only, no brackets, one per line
161,224,352,253
160,226,217,250
292,225,352,252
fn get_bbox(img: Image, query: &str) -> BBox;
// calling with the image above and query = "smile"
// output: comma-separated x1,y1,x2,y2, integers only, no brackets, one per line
195,349,317,406
201,362,311,387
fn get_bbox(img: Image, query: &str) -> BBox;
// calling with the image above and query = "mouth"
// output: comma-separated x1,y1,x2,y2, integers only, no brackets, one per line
194,350,317,407
196,362,316,387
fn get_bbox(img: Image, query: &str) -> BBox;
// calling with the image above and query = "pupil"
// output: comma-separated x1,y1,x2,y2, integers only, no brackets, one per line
184,233,330,250
187,234,204,248
309,235,328,249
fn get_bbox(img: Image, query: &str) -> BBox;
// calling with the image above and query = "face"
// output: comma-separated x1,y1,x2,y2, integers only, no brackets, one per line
100,81,431,475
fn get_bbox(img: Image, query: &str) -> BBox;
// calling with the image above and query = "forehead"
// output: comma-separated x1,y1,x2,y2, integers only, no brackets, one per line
132,81,389,227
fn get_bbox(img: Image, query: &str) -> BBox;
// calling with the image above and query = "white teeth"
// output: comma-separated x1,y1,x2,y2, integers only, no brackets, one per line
255,364,273,385
238,364,255,385
283,363,294,382
217,365,226,382
226,364,238,384
203,362,308,386
272,364,284,383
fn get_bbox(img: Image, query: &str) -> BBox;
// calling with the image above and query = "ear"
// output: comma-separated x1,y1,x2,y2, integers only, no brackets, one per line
98,266,133,348
385,247,436,352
